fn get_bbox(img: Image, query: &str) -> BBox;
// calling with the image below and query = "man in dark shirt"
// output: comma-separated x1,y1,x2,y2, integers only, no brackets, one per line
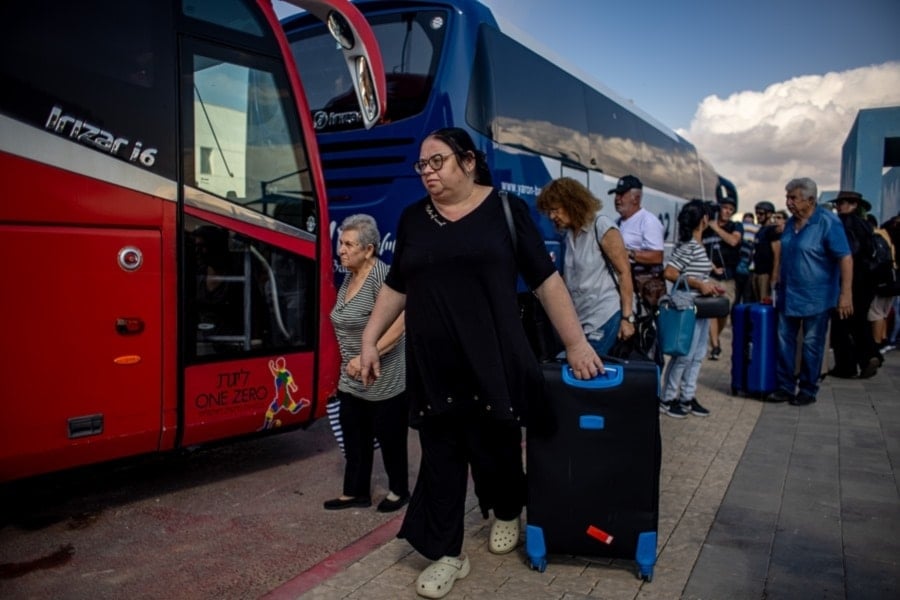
751,207,784,302
701,197,743,360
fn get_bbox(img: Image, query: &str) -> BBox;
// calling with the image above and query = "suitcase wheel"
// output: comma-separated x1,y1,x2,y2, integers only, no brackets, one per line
525,524,548,573
635,531,656,582
528,557,547,572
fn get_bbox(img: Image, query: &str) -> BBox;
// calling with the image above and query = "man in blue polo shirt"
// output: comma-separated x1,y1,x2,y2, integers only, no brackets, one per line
768,177,853,406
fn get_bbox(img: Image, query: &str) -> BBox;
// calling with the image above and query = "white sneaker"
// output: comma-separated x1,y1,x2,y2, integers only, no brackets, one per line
880,344,896,355
489,516,520,554
416,555,470,599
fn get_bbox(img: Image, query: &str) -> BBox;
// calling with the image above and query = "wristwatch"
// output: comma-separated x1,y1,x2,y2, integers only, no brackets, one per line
622,314,636,324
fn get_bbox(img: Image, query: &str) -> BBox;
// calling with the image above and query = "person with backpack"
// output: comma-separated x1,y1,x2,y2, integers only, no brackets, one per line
867,214,899,354
828,191,882,379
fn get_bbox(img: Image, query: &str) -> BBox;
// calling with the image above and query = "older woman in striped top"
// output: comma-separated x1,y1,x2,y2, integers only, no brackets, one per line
659,200,725,418
325,214,410,513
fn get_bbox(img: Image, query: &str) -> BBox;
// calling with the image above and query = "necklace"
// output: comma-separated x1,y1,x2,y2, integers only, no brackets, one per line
425,202,446,227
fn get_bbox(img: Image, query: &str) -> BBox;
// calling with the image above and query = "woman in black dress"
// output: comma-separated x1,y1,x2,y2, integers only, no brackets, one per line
358,128,603,598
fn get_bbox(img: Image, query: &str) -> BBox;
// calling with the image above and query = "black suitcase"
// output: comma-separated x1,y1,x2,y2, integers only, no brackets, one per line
526,359,661,581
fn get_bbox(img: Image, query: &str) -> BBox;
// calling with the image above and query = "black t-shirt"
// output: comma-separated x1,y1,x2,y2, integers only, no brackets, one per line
702,220,744,280
385,190,556,427
752,225,781,275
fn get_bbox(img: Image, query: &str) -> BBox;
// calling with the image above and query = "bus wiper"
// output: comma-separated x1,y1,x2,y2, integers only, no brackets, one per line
194,83,234,178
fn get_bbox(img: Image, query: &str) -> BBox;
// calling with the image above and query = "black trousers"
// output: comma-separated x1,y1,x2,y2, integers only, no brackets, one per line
830,287,878,375
398,406,525,561
339,390,410,499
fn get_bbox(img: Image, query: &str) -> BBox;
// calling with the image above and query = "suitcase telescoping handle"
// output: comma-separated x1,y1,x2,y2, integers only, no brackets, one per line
560,364,624,388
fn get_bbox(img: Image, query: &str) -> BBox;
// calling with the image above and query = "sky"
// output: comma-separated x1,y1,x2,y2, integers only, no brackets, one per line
273,0,900,213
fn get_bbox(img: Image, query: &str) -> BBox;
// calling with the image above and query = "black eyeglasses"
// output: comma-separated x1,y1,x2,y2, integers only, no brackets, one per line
413,152,455,175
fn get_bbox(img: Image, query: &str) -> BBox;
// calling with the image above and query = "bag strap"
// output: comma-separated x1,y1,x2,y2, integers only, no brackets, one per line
673,273,692,293
499,190,517,253
593,217,620,290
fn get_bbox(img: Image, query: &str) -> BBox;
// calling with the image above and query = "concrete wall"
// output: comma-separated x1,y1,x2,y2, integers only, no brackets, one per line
840,106,900,221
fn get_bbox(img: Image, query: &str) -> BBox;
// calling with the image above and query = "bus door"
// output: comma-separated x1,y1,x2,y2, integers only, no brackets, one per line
177,0,386,447
177,31,331,445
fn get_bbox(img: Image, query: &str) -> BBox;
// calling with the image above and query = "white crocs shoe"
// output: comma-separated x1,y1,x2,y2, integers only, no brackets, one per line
489,516,520,554
416,555,470,599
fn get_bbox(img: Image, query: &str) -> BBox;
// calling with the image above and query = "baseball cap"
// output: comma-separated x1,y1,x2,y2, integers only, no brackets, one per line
755,201,775,213
608,175,643,195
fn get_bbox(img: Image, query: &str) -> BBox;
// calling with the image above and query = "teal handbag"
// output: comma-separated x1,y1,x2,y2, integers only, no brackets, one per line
656,275,696,357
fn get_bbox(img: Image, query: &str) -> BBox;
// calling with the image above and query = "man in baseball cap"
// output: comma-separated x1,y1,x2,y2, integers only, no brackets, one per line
755,201,776,220
608,174,643,195
608,174,665,318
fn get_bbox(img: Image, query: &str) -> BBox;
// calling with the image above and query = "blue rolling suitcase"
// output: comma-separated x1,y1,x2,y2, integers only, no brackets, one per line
730,303,776,396
526,360,661,581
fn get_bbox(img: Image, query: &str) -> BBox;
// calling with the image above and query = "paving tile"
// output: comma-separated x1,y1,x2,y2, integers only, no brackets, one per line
844,553,900,600
683,543,767,599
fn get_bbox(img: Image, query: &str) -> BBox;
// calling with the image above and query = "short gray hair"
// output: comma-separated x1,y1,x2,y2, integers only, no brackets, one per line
785,177,817,202
340,213,381,254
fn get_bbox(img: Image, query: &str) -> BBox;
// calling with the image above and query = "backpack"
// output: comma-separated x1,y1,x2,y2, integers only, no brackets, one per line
871,232,900,297
843,214,893,287
866,231,894,288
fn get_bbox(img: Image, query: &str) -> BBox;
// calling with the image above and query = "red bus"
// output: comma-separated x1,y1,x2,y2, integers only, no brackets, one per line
0,0,385,481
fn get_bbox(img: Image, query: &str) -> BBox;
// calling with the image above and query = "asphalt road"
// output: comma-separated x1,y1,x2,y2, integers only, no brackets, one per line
0,418,418,599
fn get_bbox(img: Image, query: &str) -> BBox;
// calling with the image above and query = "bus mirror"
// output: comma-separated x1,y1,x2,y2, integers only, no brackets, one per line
356,56,378,122
288,0,387,129
327,11,354,50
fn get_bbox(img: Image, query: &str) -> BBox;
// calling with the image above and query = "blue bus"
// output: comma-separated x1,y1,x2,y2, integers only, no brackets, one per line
283,0,737,272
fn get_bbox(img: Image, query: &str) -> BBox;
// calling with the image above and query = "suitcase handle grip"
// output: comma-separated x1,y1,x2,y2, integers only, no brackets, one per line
561,364,623,388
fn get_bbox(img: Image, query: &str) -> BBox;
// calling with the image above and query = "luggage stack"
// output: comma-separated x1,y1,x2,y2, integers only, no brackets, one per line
730,303,777,397
526,359,661,581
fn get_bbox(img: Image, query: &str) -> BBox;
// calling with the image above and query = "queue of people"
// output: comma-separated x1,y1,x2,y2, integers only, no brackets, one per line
320,144,896,598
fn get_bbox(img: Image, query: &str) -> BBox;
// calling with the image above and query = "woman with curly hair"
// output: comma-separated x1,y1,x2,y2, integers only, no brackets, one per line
537,177,636,355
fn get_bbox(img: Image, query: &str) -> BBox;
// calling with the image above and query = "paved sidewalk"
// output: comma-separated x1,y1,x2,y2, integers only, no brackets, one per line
271,333,900,600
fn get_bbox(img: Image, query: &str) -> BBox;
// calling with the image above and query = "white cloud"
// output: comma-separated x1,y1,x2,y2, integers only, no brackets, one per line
679,61,900,213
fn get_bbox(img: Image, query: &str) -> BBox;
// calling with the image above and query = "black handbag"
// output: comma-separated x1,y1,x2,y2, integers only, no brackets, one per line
694,295,730,319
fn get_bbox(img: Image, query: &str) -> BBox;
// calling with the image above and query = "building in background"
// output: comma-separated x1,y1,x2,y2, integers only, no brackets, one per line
840,106,900,221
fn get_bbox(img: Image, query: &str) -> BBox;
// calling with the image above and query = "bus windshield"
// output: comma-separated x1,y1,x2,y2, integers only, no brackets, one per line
290,9,448,131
